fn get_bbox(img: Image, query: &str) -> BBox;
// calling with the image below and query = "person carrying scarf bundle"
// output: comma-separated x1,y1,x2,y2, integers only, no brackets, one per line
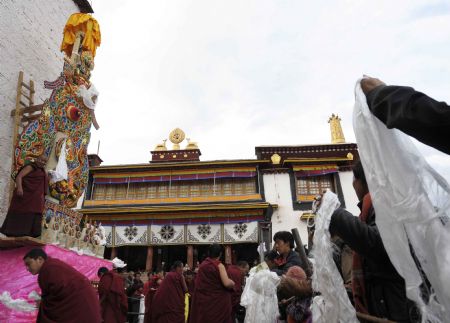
327,160,416,322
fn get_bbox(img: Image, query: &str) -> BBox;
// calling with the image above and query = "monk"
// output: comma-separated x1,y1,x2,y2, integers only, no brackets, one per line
184,270,195,295
151,261,187,323
227,261,249,322
1,155,48,238
23,248,101,323
189,244,235,323
97,266,128,323
143,270,164,323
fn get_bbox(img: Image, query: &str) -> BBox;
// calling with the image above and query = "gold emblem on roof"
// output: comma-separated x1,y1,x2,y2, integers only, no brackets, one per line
169,128,185,150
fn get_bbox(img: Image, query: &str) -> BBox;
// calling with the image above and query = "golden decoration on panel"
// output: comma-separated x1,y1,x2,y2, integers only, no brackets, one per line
271,153,281,165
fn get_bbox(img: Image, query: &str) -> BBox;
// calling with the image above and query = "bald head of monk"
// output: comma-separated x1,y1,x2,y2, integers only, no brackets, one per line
97,266,109,278
23,248,47,275
171,260,184,274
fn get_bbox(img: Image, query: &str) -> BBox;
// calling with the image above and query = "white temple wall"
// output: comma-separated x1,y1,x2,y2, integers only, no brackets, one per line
0,0,79,225
339,170,360,216
262,173,308,248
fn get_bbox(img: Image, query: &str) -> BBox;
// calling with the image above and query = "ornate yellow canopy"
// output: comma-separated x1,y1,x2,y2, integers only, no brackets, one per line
61,13,101,57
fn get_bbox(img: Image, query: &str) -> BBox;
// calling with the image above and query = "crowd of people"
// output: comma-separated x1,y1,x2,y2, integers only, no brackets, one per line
15,77,450,322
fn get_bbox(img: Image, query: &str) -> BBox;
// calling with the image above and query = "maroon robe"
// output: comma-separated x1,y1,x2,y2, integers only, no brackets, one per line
227,265,244,320
144,278,158,323
37,257,101,323
1,166,47,237
189,258,232,323
98,271,128,323
151,271,185,323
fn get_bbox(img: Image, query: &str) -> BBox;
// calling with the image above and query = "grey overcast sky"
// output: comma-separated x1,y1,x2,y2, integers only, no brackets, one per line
87,0,450,181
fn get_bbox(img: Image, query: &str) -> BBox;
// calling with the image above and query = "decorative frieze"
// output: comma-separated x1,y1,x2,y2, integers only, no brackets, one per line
105,222,260,246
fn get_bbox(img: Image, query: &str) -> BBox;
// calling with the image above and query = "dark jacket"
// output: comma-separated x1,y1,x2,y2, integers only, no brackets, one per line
272,249,304,276
366,85,450,155
329,204,414,322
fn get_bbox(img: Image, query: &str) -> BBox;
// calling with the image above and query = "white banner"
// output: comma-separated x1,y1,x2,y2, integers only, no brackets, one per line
150,224,185,245
103,226,113,247
223,221,258,243
186,223,222,244
115,225,148,246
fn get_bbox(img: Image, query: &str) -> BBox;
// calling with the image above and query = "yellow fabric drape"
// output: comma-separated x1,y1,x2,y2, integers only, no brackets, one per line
61,13,101,57
184,293,190,322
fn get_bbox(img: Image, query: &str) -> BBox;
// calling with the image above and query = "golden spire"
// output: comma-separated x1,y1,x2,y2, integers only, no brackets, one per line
328,114,345,144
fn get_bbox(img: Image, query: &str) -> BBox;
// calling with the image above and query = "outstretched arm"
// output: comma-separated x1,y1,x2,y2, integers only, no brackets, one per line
361,77,450,154
329,208,389,263
218,263,235,289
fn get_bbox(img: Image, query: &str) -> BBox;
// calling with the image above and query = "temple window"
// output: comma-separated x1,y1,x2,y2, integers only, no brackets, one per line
296,174,334,201
91,177,258,200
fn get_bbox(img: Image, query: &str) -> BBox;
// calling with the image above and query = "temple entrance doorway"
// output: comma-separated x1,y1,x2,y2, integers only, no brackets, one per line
231,243,259,266
152,245,187,272
116,246,147,272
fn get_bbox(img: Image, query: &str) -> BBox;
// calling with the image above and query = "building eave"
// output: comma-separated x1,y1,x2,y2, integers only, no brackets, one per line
80,201,277,215
90,159,270,172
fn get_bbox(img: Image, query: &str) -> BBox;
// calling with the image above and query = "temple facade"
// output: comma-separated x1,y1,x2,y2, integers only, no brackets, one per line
81,121,359,271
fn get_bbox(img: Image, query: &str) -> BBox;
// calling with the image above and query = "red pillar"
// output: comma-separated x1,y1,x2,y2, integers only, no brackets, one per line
110,247,117,260
146,246,154,272
187,245,194,269
224,245,232,265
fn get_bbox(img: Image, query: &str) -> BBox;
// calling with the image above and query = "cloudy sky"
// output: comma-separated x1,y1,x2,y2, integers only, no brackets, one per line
88,0,450,181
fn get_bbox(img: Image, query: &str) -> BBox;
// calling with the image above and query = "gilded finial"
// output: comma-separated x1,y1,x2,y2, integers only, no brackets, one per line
185,138,199,150
328,114,346,144
154,139,167,151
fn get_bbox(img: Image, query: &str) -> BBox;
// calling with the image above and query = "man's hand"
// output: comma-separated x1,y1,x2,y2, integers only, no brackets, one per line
361,76,385,95
16,186,24,197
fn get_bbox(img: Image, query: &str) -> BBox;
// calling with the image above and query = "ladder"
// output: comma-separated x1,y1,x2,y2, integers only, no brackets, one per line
9,71,43,195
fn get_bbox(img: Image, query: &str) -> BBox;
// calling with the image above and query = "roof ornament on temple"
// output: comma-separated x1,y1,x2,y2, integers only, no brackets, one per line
151,128,201,162
328,114,346,144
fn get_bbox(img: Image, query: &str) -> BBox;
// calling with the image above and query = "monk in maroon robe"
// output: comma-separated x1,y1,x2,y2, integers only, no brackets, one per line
98,267,128,323
143,274,163,323
23,248,101,323
227,261,249,321
189,244,235,323
1,156,48,238
151,261,187,323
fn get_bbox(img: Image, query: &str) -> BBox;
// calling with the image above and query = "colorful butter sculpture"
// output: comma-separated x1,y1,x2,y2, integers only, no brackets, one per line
41,202,106,257
13,13,101,207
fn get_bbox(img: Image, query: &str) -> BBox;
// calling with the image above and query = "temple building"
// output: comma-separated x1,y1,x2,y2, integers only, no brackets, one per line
81,118,359,271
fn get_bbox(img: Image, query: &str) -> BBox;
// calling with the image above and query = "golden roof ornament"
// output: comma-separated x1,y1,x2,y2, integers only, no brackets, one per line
185,138,199,150
328,114,346,144
154,139,167,151
169,128,185,150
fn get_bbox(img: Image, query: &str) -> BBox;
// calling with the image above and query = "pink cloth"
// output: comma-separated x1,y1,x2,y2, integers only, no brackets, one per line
0,244,112,323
